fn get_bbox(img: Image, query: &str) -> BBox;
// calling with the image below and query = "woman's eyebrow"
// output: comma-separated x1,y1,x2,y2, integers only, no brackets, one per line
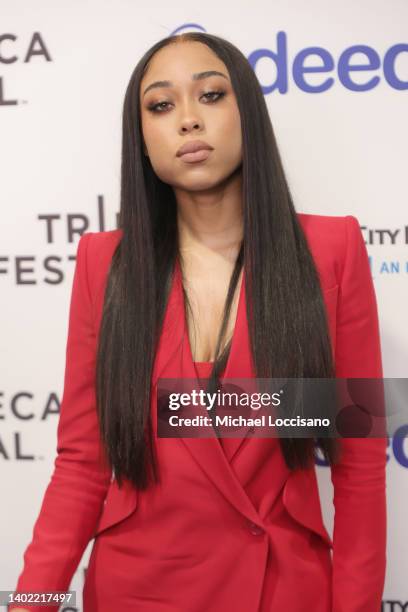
142,70,229,97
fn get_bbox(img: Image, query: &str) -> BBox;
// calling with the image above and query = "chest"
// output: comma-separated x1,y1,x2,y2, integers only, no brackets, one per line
182,266,243,363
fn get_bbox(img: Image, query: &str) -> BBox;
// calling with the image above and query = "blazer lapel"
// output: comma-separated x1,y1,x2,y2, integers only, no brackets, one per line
152,258,261,525
151,257,338,535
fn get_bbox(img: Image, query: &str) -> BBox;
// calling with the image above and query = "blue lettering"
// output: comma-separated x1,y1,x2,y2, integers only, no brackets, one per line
293,47,334,93
248,31,288,94
338,45,380,91
316,432,408,468
393,425,408,468
380,261,400,274
383,43,408,90
246,31,407,94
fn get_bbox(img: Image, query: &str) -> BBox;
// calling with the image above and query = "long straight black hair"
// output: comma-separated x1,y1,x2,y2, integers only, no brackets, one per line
95,32,340,490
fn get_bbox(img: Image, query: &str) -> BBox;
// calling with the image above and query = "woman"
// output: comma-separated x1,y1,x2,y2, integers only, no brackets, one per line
10,32,386,612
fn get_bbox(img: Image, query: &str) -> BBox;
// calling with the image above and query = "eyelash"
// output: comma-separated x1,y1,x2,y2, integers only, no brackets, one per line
147,91,226,113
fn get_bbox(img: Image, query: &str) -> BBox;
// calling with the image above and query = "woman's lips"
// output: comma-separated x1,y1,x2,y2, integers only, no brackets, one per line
178,149,212,163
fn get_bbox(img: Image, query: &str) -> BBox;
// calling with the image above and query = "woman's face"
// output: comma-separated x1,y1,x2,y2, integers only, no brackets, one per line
139,41,243,192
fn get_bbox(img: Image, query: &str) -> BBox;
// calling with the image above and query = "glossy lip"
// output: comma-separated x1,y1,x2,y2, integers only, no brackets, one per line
176,139,213,157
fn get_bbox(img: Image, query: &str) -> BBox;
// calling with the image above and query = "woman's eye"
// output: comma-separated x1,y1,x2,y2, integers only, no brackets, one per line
147,91,225,113
148,101,171,113
202,91,225,102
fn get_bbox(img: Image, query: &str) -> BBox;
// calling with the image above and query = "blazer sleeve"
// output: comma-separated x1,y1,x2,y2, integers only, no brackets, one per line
330,215,387,612
9,233,112,612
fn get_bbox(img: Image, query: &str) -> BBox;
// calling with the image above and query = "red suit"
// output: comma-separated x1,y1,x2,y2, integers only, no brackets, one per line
10,214,387,611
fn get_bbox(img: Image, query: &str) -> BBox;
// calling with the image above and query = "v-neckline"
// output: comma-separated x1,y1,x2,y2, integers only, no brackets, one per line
152,255,256,465
175,256,245,380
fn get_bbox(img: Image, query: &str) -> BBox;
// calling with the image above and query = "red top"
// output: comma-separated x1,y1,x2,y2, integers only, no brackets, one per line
193,360,213,378
194,361,228,450
9,216,386,612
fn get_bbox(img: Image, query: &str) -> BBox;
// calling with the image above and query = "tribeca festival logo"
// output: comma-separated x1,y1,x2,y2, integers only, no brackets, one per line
0,195,113,287
171,25,408,93
0,195,115,462
0,32,52,106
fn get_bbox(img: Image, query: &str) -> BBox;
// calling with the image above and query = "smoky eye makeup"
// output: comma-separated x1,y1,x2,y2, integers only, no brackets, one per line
145,89,227,114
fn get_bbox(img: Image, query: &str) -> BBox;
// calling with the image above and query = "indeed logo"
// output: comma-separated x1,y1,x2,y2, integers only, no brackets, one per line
249,31,407,94
172,26,408,94
316,425,408,469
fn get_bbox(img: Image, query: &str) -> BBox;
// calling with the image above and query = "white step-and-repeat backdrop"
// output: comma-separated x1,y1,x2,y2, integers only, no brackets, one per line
1,1,407,610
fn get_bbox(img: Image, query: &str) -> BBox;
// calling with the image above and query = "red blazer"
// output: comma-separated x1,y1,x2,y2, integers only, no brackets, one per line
10,213,387,612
